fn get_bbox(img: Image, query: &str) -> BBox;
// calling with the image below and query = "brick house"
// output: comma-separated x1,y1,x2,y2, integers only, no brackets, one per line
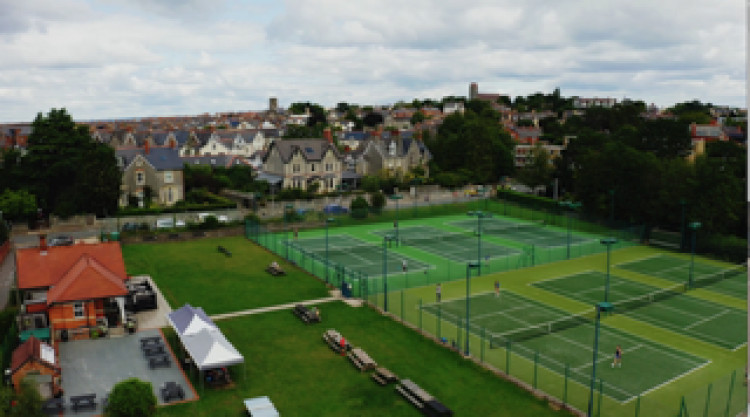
10,336,61,398
116,144,185,207
262,138,344,192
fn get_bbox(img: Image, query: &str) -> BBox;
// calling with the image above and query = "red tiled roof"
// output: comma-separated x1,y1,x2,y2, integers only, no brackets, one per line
16,241,127,290
46,254,128,304
10,336,58,373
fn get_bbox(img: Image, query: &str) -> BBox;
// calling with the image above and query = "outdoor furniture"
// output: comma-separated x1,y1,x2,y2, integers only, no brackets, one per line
371,367,399,386
205,367,232,387
243,396,280,417
42,397,64,414
347,347,377,372
160,382,185,403
322,329,350,354
293,304,320,324
70,393,97,412
396,379,452,417
142,344,166,357
265,266,285,276
218,245,232,257
140,335,162,347
149,354,171,369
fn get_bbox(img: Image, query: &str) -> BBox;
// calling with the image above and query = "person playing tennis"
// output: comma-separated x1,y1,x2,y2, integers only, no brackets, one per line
612,345,622,368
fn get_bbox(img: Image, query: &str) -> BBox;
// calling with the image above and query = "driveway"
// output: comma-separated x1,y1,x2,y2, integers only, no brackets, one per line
58,328,197,416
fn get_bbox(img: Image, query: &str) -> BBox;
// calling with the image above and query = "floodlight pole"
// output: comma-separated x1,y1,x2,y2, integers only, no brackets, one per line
468,211,490,276
465,261,480,356
688,222,702,288
588,302,613,417
679,199,687,251
389,194,403,242
382,234,394,312
325,217,335,284
600,238,617,303
284,204,293,260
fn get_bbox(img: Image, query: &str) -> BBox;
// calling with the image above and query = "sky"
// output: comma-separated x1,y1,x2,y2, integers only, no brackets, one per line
0,0,745,123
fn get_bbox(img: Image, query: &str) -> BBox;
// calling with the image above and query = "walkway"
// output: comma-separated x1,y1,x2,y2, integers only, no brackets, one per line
0,246,14,310
210,296,339,321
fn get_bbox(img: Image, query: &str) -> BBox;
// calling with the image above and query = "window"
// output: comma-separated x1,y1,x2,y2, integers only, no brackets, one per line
310,164,316,172
329,178,334,188
325,163,333,172
164,172,173,184
73,302,84,318
168,187,173,202
136,170,145,185
293,164,300,173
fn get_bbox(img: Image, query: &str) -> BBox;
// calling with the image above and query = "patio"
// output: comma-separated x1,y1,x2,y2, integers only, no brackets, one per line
58,328,196,416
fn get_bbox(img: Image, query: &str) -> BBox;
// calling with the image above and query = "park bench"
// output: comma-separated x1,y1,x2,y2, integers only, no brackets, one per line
293,304,321,324
42,397,64,414
149,354,171,369
160,381,185,403
347,347,377,372
396,379,452,416
371,367,398,386
218,245,232,257
322,329,350,354
265,266,285,276
70,394,97,412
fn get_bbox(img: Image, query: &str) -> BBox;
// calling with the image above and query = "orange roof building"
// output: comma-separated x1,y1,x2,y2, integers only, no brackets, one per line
10,336,61,398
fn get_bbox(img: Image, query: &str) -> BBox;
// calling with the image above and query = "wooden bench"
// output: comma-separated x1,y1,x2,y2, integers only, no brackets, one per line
160,382,185,403
322,329,350,354
149,354,171,369
265,266,285,276
293,304,321,324
218,245,232,257
347,348,377,371
371,367,398,386
70,394,97,412
42,397,65,414
395,379,452,416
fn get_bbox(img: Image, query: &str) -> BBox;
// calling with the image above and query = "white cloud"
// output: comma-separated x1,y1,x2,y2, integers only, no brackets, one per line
0,0,744,122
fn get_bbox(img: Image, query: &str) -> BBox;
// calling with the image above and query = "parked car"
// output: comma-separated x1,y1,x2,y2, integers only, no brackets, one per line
155,218,174,229
323,204,348,214
198,213,229,223
49,235,74,246
121,222,139,232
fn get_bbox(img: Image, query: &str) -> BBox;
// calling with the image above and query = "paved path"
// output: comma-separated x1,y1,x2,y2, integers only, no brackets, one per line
0,246,14,310
210,296,339,321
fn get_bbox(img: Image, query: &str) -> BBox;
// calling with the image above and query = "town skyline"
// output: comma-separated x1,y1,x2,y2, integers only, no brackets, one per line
0,0,744,123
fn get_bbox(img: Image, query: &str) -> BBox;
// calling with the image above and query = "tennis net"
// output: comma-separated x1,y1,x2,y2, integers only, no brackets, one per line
692,263,747,289
400,232,474,247
481,219,545,234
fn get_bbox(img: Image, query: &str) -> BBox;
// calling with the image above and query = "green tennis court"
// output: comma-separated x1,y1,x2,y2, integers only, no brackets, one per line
615,255,747,299
450,218,595,248
372,225,520,263
287,234,431,276
421,292,707,402
532,271,747,349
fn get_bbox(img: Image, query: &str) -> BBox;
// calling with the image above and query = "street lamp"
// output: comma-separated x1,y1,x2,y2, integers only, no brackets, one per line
476,186,486,211
465,261,480,356
283,204,294,260
559,201,581,260
600,238,618,303
382,234,396,312
324,217,335,284
679,199,687,251
389,194,403,243
688,222,702,288
467,211,492,276
588,301,613,417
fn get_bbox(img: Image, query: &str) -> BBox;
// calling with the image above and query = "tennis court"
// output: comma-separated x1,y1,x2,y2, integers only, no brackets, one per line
532,271,747,350
372,225,519,263
615,255,747,299
287,234,430,276
450,218,594,248
421,292,707,402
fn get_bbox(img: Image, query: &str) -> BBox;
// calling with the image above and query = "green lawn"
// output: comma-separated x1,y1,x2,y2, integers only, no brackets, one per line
157,302,575,417
122,236,330,315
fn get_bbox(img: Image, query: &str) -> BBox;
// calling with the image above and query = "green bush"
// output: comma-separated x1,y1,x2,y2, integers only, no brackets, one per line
369,191,385,211
350,196,369,219
105,378,157,417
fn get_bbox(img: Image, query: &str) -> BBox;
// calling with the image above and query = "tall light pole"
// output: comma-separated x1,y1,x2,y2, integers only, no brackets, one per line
468,211,491,276
588,301,613,417
324,217,335,284
382,234,395,312
560,201,581,260
600,238,617,303
465,261,480,356
389,194,403,243
688,222,702,289
283,204,293,260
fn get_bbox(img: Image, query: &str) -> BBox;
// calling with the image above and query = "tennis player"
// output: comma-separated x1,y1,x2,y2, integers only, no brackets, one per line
612,345,622,368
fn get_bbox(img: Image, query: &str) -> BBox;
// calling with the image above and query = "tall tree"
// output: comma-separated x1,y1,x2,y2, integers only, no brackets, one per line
516,143,553,193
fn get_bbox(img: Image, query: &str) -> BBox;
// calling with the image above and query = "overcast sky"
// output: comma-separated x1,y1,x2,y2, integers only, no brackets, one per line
0,0,745,122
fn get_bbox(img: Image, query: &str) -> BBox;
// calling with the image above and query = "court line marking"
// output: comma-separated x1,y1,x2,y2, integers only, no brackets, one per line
684,309,731,330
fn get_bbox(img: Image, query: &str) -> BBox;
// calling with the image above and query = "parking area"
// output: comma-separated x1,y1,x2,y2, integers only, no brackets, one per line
58,329,197,416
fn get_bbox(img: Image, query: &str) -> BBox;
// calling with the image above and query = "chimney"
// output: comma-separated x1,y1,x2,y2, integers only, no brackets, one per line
323,127,333,143
40,234,48,253
415,125,423,141
144,140,150,154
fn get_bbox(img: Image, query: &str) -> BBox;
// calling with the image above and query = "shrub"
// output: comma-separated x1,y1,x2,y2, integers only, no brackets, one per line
350,196,369,219
105,378,157,417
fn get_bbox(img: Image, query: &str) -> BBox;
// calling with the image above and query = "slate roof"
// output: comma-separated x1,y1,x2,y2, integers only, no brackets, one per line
182,155,232,167
268,139,341,163
116,147,184,171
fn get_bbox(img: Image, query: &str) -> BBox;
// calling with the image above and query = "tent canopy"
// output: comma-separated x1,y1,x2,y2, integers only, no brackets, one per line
167,304,244,371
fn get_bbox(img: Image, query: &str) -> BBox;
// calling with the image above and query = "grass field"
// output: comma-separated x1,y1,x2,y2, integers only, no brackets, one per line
122,237,576,417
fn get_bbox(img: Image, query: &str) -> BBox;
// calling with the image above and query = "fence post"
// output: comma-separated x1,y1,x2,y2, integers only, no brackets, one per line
596,379,603,417
563,363,569,406
480,327,485,363
533,350,539,389
419,298,423,331
506,339,511,374
678,396,688,417
703,382,712,417
724,370,736,417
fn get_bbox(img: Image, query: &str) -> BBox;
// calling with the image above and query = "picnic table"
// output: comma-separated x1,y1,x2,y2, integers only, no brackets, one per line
42,397,64,414
149,354,171,369
161,382,185,402
140,336,162,347
70,394,97,412
142,344,166,357
244,396,280,417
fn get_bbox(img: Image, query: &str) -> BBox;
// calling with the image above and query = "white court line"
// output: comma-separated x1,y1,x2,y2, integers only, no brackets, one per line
684,309,731,330
571,344,646,373
630,360,713,403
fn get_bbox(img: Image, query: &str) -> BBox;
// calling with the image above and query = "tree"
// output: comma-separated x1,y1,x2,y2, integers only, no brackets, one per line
516,144,553,194
350,196,369,219
361,176,381,193
362,112,384,128
105,378,157,417
369,191,386,211
410,111,426,126
20,108,120,217
0,189,37,223
10,379,44,417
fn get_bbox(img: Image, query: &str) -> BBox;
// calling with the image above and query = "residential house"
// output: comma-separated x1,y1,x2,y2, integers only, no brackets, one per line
353,131,431,177
15,238,130,342
10,336,61,398
116,145,185,207
262,139,344,192
573,97,617,109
